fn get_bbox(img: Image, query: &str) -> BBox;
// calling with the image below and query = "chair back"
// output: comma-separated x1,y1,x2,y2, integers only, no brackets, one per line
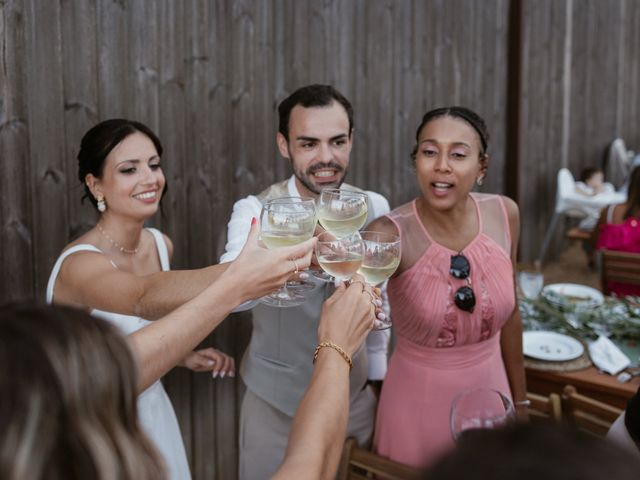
338,438,420,480
600,249,640,295
526,392,562,425
561,385,623,436
555,168,588,218
605,138,630,189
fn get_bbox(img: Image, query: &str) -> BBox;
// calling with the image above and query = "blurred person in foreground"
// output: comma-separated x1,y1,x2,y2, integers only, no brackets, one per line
0,276,375,480
423,424,640,480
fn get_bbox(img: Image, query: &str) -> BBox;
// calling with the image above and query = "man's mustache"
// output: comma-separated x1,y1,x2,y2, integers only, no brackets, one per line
306,162,344,175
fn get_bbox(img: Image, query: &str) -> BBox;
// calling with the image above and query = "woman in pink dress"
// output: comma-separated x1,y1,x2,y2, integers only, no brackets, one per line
370,107,527,468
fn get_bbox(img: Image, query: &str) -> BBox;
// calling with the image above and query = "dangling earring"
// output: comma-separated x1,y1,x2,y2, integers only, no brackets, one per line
476,176,484,186
96,195,106,213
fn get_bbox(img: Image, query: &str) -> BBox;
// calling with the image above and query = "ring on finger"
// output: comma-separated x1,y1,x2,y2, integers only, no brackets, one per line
350,279,367,293
290,258,299,274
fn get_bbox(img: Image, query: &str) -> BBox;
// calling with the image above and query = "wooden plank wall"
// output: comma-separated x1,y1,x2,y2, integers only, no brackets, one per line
1,0,639,477
518,0,640,261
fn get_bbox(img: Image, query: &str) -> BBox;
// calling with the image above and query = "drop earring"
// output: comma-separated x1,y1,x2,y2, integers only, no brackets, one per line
476,176,484,186
97,195,106,213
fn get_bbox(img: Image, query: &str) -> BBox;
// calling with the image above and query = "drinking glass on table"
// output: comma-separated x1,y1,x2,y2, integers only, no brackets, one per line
450,388,515,441
357,231,401,330
259,197,317,308
518,271,544,299
315,231,364,283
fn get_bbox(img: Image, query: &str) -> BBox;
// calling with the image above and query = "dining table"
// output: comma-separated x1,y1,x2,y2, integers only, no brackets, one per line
520,289,640,409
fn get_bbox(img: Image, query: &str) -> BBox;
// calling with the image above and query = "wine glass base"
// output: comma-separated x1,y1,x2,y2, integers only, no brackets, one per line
259,290,307,308
286,280,317,293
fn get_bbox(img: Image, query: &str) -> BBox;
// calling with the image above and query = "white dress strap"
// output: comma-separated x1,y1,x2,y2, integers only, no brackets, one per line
46,244,103,303
147,228,170,271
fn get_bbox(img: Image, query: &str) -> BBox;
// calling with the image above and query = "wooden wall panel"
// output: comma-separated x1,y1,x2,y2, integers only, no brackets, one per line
4,0,640,477
0,0,33,300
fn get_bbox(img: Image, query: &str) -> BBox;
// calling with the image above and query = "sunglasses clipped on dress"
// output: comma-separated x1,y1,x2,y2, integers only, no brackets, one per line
449,253,476,313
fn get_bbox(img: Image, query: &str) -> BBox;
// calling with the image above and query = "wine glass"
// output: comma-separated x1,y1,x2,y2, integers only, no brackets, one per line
315,231,364,283
450,388,515,441
357,231,401,330
312,188,368,282
518,271,544,299
259,197,317,308
317,188,368,238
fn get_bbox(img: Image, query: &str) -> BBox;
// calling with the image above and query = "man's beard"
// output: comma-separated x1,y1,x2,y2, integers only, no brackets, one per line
293,161,348,195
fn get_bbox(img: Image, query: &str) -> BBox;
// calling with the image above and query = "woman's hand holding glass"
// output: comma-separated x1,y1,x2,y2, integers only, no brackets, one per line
317,273,376,357
222,214,316,305
259,197,318,307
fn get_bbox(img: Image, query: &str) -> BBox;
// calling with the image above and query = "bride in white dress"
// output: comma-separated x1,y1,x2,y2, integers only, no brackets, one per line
46,119,315,479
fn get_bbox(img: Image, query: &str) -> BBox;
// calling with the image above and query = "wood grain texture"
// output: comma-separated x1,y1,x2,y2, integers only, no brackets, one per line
4,1,640,477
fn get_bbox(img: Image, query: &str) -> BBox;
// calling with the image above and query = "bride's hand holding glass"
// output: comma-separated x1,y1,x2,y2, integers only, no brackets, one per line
222,218,316,303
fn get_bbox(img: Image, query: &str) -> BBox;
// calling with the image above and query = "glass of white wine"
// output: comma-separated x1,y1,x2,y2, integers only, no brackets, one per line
312,188,368,283
315,231,364,283
259,197,317,308
357,231,401,330
317,188,368,238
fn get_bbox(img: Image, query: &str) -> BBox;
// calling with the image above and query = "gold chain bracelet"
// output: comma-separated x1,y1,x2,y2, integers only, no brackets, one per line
313,341,353,371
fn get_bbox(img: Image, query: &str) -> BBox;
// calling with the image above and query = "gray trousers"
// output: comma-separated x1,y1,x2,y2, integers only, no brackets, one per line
238,385,377,480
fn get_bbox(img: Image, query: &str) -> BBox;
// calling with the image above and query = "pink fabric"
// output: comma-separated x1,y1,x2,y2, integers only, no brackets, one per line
596,216,640,296
374,194,516,468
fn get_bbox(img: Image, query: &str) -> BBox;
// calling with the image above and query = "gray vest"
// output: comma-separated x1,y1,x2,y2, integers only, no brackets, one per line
241,179,376,417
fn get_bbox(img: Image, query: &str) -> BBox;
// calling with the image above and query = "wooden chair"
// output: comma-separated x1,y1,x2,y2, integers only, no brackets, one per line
526,392,562,425
338,437,420,480
561,385,623,436
600,249,640,295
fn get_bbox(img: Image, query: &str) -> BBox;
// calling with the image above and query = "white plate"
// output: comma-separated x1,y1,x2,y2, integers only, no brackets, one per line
523,331,585,361
541,283,604,308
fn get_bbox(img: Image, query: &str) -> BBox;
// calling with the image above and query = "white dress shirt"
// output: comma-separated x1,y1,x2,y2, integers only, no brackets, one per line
220,176,391,380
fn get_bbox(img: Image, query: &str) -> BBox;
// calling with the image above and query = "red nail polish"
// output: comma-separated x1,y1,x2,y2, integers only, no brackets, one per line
251,217,257,225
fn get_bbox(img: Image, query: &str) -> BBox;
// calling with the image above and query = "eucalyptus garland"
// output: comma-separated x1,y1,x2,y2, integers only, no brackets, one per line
519,291,640,342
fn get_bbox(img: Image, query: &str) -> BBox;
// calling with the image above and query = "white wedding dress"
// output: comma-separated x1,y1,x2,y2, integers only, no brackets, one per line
46,228,191,480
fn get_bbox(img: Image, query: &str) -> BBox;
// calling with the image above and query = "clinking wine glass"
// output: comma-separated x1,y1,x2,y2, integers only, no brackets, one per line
312,188,368,282
259,197,317,308
450,388,515,442
357,231,401,330
315,231,364,283
518,271,544,300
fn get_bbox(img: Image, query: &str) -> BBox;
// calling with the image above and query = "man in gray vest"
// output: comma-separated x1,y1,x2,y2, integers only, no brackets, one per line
220,84,390,480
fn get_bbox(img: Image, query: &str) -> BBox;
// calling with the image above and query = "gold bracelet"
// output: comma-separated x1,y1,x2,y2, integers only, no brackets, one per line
313,341,353,371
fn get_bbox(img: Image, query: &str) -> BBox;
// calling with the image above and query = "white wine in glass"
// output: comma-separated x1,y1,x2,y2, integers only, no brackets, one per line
317,188,368,238
315,231,364,283
357,231,401,330
259,196,317,308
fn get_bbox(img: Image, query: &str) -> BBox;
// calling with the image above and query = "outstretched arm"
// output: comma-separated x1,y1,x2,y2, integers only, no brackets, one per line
128,222,315,391
273,275,376,480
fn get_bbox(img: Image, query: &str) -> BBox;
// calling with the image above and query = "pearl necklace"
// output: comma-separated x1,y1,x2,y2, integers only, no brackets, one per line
96,223,140,254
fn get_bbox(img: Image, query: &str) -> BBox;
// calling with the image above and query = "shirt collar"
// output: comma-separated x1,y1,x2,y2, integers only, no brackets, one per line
287,175,299,197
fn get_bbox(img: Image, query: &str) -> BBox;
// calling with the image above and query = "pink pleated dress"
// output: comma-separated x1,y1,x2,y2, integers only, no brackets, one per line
374,193,516,468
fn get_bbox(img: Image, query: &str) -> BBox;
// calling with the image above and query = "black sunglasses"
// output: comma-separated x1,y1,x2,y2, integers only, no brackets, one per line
450,253,476,313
